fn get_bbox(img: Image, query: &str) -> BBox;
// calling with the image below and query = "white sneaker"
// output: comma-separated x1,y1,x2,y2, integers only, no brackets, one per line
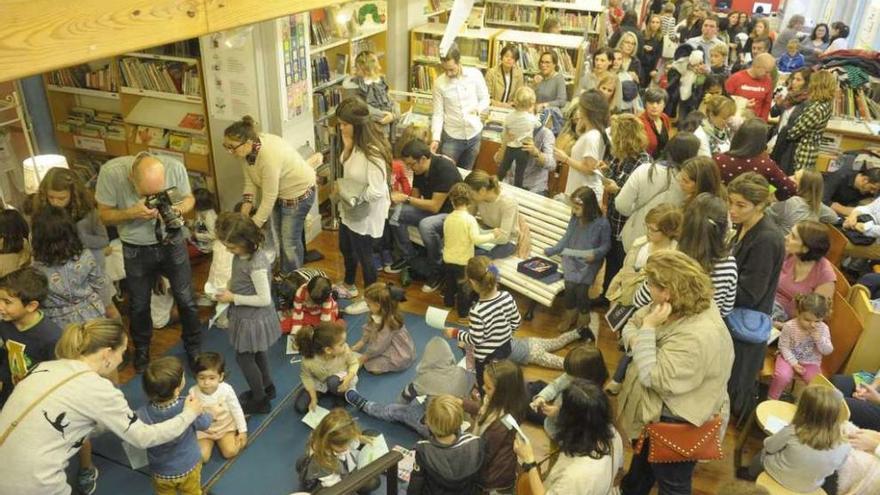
344,300,370,315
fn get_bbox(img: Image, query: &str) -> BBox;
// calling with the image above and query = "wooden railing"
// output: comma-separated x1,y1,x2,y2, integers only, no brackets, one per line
313,450,404,495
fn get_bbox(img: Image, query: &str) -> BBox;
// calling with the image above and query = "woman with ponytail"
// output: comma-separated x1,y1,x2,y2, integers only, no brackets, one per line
0,319,203,494
223,115,319,274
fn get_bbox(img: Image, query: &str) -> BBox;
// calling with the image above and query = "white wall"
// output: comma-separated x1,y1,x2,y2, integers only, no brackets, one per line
386,0,433,91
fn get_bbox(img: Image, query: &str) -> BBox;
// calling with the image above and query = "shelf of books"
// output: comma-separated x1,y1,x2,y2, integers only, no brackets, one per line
492,30,586,86
484,0,543,30
541,2,605,36
410,23,502,94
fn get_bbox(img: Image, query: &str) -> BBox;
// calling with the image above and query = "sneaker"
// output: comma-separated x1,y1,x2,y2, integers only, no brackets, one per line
345,389,367,410
242,396,271,415
400,267,412,287
381,251,394,271
77,466,99,495
344,300,370,315
385,258,409,274
334,284,359,299
196,293,214,307
372,253,383,271
421,276,442,293
604,380,622,396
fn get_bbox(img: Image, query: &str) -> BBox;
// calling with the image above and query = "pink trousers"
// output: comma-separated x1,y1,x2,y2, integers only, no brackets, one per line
768,355,822,399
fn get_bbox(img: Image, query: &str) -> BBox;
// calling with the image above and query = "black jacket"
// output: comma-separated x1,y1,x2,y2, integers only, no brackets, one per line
407,433,485,495
731,214,785,315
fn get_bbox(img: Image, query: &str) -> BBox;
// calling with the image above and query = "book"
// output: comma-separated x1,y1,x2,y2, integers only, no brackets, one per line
134,126,168,147
178,113,206,130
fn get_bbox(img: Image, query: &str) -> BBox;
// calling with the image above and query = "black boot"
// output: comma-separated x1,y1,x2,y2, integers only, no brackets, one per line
185,347,201,371
134,348,150,374
242,395,271,415
265,383,277,400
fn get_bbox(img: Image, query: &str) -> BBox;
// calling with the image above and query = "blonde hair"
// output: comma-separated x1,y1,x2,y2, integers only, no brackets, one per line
644,250,713,317
610,113,648,160
786,38,800,49
808,71,837,103
394,126,430,158
448,182,473,208
466,256,498,296
709,43,729,57
308,408,362,471
464,169,501,194
512,86,536,111
354,50,381,78
426,395,464,437
797,170,825,215
703,94,736,118
792,385,846,450
56,318,127,359
616,31,640,55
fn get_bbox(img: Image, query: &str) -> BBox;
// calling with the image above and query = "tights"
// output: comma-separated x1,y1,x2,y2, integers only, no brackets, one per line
236,351,272,402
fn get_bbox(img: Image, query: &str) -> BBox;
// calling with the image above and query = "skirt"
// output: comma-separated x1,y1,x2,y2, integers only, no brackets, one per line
227,304,281,353
197,402,237,441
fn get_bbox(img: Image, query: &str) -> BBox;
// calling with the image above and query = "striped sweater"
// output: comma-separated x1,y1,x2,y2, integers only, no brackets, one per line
456,291,521,361
633,255,738,317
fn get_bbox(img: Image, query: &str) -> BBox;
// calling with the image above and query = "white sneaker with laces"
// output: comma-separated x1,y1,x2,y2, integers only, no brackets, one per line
344,300,370,315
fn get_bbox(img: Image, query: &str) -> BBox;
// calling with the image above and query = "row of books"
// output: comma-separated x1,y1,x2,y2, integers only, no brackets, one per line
310,9,338,46
119,57,201,97
55,107,125,141
485,4,540,26
70,153,104,189
833,86,880,121
313,87,343,119
556,12,602,32
498,43,576,77
311,55,336,86
48,64,118,92
413,36,490,65
132,126,209,154
411,65,439,93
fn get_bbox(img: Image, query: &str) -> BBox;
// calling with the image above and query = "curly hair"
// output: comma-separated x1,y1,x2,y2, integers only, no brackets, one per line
33,167,96,222
31,205,83,266
610,113,648,160
644,250,713,317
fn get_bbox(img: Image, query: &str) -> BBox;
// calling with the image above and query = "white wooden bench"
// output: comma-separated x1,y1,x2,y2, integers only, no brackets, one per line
407,168,571,319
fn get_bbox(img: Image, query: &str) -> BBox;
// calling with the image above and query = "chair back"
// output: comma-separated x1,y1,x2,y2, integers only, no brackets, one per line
831,263,851,298
826,225,848,267
843,284,880,374
821,291,864,376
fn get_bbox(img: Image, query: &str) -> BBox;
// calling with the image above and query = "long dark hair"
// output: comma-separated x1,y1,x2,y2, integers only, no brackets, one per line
678,192,730,273
811,23,830,43
215,212,263,254
830,22,849,42
727,118,769,159
577,89,610,135
336,97,392,176
31,206,83,265
481,360,529,425
555,379,616,459
0,208,29,254
570,186,602,224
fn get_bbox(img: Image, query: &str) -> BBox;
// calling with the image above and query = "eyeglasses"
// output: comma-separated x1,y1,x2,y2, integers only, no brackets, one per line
223,141,247,152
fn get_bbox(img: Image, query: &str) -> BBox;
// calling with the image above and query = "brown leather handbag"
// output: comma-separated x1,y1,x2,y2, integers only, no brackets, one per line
635,414,724,463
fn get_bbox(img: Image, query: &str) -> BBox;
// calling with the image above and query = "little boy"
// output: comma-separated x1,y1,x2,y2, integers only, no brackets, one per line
138,357,212,495
497,87,541,188
0,267,62,408
407,395,485,495
709,43,731,77
778,39,806,72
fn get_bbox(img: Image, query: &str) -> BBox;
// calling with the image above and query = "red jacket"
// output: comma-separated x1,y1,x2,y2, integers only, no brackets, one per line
639,111,671,158
725,69,773,121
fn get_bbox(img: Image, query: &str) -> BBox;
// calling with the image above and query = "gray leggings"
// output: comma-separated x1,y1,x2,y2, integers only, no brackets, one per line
294,375,342,414
236,351,272,402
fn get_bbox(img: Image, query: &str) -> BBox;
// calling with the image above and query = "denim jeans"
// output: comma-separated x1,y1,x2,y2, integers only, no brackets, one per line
363,400,430,438
621,436,697,495
439,131,481,170
391,204,447,272
269,190,315,275
339,223,378,287
122,233,201,353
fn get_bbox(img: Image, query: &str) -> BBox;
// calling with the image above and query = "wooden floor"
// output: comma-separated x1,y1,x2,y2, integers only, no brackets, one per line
118,230,762,494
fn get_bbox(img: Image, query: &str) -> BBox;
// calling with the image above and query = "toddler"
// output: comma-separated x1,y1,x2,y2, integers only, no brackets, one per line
189,352,247,462
351,282,415,374
497,87,542,188
294,321,360,414
768,293,833,400
777,39,806,73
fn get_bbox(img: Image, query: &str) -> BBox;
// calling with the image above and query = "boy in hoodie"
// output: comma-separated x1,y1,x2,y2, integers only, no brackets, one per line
407,395,485,495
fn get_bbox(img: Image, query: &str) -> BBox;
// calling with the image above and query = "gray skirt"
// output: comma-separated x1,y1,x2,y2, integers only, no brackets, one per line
227,304,281,353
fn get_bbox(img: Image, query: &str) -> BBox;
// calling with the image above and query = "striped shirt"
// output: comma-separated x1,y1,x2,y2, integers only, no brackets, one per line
633,255,738,317
457,291,520,361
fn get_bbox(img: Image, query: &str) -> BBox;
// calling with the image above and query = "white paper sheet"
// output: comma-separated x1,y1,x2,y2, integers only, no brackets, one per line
425,306,450,330
122,441,149,470
501,413,530,445
302,405,331,429
204,281,230,328
764,415,789,435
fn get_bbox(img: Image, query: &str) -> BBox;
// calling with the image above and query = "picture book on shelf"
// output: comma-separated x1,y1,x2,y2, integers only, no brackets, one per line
178,113,206,131
134,126,168,147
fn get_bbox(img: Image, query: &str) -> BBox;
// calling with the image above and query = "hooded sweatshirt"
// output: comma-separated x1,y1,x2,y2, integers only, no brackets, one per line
410,337,473,399
407,433,486,495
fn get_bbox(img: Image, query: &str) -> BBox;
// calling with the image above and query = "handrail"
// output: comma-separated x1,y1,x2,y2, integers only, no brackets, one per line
313,450,404,495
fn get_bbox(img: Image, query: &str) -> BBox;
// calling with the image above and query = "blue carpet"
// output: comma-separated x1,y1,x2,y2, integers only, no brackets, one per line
94,311,445,495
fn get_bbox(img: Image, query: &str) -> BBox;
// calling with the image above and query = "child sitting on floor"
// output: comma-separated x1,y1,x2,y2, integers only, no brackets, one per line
294,322,360,414
189,352,247,462
282,270,339,336
138,357,213,495
768,293,833,400
351,282,415,374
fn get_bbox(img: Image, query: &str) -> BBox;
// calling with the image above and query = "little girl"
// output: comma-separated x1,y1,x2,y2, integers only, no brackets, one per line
462,360,529,493
544,186,611,333
30,206,105,329
214,212,280,415
0,208,31,278
351,282,415,374
33,168,119,319
444,256,521,395
294,321,360,414
745,385,850,492
283,270,339,336
296,408,379,493
189,352,247,462
768,294,833,400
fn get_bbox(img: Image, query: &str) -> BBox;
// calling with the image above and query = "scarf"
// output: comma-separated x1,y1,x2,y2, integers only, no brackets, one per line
701,120,729,156
782,88,809,110
245,138,262,166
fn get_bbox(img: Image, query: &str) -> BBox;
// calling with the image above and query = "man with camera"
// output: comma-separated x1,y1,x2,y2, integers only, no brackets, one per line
96,152,201,372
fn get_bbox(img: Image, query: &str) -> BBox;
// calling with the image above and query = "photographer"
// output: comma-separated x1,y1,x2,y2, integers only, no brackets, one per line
95,152,201,373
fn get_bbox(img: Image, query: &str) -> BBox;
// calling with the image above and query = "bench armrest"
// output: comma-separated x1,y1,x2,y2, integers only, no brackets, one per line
313,450,404,495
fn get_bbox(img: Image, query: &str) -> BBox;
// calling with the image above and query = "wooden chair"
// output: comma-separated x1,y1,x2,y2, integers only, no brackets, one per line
826,225,848,267
844,284,880,374
831,263,851,298
756,473,827,495
822,291,864,376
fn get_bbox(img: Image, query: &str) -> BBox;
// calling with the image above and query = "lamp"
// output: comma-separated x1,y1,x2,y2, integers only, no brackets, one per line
23,154,68,194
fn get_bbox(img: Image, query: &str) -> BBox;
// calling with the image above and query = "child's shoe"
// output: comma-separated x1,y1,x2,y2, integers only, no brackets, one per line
334,284,359,299
343,300,370,315
577,326,596,343
77,466,99,495
345,389,368,410
242,395,271,415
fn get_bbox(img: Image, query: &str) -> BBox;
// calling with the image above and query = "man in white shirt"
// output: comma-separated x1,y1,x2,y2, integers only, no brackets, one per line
686,15,724,66
431,44,490,170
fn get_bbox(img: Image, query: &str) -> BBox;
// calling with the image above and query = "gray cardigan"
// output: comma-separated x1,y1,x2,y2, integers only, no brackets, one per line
763,424,850,493
535,72,568,109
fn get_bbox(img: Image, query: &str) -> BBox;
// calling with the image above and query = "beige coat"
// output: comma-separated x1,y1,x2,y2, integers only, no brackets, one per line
617,303,734,440
485,65,525,105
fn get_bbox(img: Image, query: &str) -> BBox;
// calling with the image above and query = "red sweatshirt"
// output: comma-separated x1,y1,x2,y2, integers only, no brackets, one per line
725,69,773,121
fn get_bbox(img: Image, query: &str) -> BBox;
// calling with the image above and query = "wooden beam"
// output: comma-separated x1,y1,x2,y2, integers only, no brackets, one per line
0,0,345,83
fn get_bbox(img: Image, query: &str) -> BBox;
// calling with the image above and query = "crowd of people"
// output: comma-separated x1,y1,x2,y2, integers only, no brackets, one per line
0,1,879,495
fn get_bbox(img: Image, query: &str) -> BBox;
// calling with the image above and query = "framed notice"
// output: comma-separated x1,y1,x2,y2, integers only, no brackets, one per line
73,135,107,153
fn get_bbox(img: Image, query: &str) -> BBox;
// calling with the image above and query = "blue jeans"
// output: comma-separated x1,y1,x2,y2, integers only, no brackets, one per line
363,400,430,438
440,131,481,170
475,242,516,259
392,204,447,272
122,233,201,352
269,190,315,275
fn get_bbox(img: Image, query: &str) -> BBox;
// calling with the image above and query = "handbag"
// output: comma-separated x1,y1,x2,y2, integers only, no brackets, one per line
336,157,387,222
724,307,772,344
636,414,724,463
841,217,876,246
0,370,91,446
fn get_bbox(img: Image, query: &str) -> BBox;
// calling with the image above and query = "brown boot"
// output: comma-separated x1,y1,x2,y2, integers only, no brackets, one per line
557,309,578,333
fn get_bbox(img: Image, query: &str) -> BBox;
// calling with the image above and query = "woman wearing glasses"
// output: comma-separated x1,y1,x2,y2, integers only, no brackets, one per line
223,116,319,274
532,51,569,111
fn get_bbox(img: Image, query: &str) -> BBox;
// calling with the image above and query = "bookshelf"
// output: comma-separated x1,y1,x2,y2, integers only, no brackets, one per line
492,30,587,87
541,2,605,36
43,48,215,188
484,0,543,30
409,23,502,94
482,0,606,52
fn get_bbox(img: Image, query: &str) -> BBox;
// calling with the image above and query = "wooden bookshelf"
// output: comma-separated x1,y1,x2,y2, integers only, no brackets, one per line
483,0,606,52
492,30,587,87
409,23,502,94
484,0,543,31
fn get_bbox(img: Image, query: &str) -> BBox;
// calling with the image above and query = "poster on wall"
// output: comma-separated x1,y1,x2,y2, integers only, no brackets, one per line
284,13,310,120
857,0,880,50
202,30,261,121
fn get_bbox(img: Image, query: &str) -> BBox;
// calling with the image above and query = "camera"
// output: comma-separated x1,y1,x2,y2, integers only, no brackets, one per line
144,187,185,230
